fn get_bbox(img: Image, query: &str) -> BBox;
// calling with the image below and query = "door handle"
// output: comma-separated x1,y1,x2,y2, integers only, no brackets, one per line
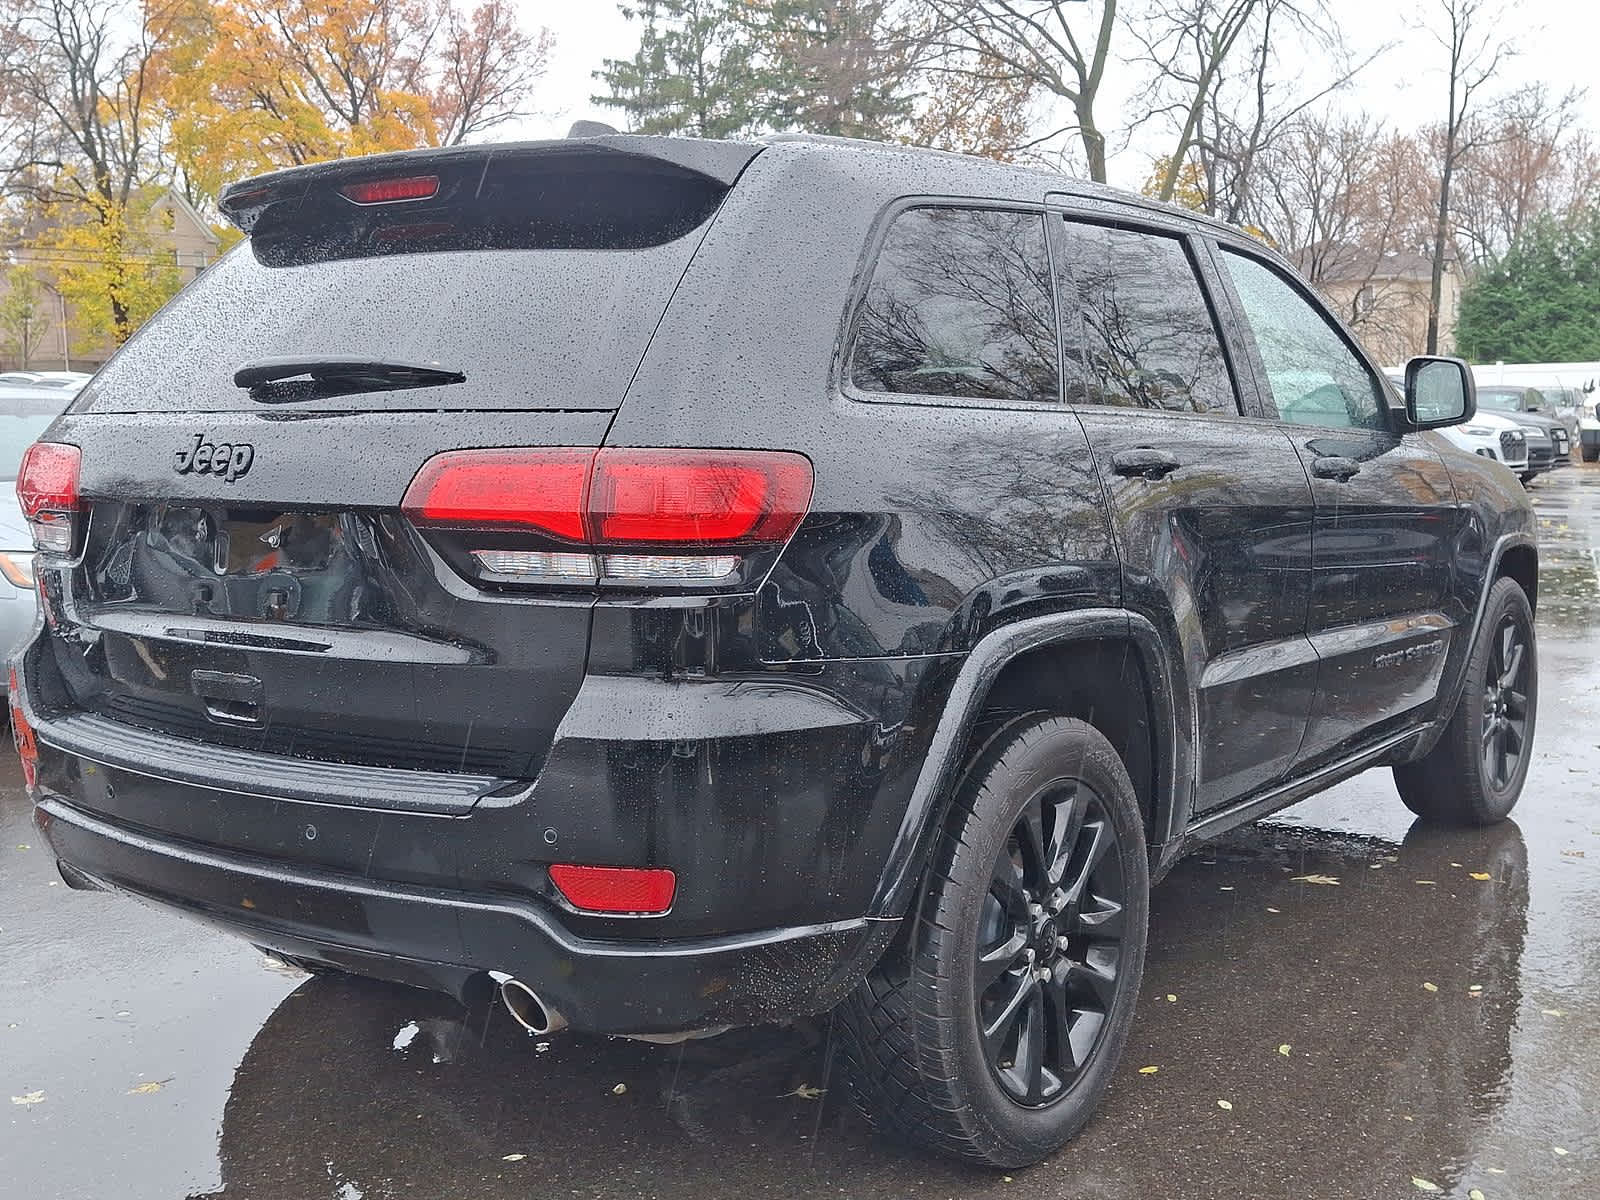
1111,447,1181,480
1312,455,1361,482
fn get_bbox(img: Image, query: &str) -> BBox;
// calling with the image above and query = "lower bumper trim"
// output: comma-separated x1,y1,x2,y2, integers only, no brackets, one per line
35,795,897,1034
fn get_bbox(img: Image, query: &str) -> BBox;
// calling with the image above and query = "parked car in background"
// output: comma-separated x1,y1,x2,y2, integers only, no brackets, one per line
0,371,92,393
15,134,1539,1168
1476,385,1570,481
1388,373,1530,474
1530,384,1583,440
1580,394,1600,462
0,385,72,692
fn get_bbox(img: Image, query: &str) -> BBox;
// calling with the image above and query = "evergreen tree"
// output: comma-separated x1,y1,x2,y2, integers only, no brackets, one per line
1456,211,1600,363
593,1,766,137
757,1,916,140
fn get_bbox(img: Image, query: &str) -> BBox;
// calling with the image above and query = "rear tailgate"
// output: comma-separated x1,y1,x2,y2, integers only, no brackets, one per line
33,139,760,795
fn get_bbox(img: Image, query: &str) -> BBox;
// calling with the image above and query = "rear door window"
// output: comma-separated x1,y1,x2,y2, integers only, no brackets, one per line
1057,221,1239,415
849,207,1059,405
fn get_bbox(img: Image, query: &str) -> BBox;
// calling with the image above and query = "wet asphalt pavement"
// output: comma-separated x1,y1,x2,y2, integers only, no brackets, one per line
5,472,1600,1200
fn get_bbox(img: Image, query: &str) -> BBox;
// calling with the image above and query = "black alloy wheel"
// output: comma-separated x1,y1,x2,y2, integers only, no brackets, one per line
976,782,1126,1107
1481,614,1531,792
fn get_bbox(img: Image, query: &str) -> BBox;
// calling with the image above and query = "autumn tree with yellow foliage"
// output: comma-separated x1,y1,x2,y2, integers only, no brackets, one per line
0,0,549,352
158,0,553,206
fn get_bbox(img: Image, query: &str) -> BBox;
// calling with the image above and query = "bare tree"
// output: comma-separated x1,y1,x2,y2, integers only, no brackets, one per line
919,1,1119,181
1131,0,1259,203
1190,0,1385,223
1420,0,1513,353
1450,82,1584,268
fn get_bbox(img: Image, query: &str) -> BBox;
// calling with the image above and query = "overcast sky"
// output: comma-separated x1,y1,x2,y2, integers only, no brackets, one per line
511,2,1599,190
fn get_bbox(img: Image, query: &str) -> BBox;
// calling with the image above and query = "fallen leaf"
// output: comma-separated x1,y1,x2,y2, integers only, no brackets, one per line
1266,906,1281,913
1219,885,1234,891
1383,855,1399,862
780,1084,825,1100
1469,985,1483,993
1541,1009,1565,1017
1423,982,1438,992
1277,1044,1291,1056
1468,1191,1485,1200
610,1083,627,1095
501,1153,526,1162
1412,1179,1442,1193
1165,994,1177,1003
1216,1099,1233,1111
1487,1167,1505,1174
127,1079,169,1095
16,844,29,850
1138,1065,1159,1075
10,1091,44,1106
1370,863,1383,869
1291,874,1339,886
1560,849,1585,858
1469,872,1492,881
1450,862,1463,868
1554,1147,1569,1156
1415,880,1437,885
1001,1176,1013,1183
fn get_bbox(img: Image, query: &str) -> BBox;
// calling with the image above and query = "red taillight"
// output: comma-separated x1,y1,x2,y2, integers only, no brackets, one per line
339,175,440,205
16,441,81,555
9,667,38,792
590,449,813,544
548,864,676,915
402,447,813,584
403,448,593,541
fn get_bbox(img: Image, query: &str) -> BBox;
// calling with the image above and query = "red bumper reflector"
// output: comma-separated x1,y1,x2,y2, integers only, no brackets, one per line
9,668,38,791
548,864,676,915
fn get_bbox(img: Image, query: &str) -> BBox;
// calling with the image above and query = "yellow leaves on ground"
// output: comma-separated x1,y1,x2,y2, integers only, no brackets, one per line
1468,1190,1486,1200
1138,1065,1159,1075
779,1084,825,1100
501,1154,526,1162
1277,1044,1292,1056
1411,1178,1442,1193
610,1083,627,1095
1290,874,1339,885
127,1079,171,1095
1165,994,1177,1003
1423,982,1439,992
1216,1099,1233,1110
11,1090,45,1106
1469,872,1492,881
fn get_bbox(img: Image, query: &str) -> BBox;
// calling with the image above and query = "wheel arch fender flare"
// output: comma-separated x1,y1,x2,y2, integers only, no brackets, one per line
866,609,1186,919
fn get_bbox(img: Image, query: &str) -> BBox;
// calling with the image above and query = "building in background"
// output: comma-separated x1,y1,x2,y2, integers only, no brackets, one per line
1291,243,1462,365
0,189,220,372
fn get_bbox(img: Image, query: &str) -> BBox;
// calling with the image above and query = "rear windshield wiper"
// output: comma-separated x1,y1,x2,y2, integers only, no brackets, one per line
233,356,465,402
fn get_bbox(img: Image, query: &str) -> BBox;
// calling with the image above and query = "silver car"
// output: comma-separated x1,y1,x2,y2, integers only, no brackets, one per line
0,384,74,692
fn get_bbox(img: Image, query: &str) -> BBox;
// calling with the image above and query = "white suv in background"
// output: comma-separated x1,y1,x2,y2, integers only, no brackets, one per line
1387,372,1529,473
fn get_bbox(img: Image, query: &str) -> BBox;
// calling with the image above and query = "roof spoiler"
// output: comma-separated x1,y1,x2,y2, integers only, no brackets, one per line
218,136,763,232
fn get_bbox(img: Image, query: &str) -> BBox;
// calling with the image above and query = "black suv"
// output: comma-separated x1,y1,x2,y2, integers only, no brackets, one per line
13,134,1538,1168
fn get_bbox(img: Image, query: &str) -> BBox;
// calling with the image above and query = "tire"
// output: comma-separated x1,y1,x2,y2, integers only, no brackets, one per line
1394,577,1536,825
837,716,1149,1168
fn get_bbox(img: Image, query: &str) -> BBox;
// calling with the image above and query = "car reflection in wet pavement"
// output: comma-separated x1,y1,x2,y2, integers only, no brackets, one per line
5,473,1599,1200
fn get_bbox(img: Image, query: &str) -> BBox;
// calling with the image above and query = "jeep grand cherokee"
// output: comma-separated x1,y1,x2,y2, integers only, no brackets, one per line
13,133,1538,1168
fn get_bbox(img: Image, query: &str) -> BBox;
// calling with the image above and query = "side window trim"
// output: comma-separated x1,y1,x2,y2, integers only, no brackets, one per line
1190,236,1272,420
1048,208,1245,418
838,196,1067,412
1213,238,1397,434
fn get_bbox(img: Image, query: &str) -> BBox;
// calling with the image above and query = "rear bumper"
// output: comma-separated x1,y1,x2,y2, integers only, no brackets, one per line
35,793,897,1033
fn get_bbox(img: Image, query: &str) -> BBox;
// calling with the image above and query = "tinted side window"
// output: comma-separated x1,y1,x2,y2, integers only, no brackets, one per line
1058,222,1237,415
850,208,1059,404
1221,249,1386,431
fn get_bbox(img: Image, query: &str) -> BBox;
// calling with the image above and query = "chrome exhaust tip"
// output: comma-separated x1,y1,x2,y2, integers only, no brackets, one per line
490,972,567,1036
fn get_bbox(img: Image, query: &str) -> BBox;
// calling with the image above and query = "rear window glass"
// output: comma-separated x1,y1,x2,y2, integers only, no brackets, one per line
72,161,725,415
849,207,1059,404
1059,222,1238,415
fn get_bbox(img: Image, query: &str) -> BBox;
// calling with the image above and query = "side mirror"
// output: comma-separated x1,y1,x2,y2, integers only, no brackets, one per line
1402,356,1475,430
